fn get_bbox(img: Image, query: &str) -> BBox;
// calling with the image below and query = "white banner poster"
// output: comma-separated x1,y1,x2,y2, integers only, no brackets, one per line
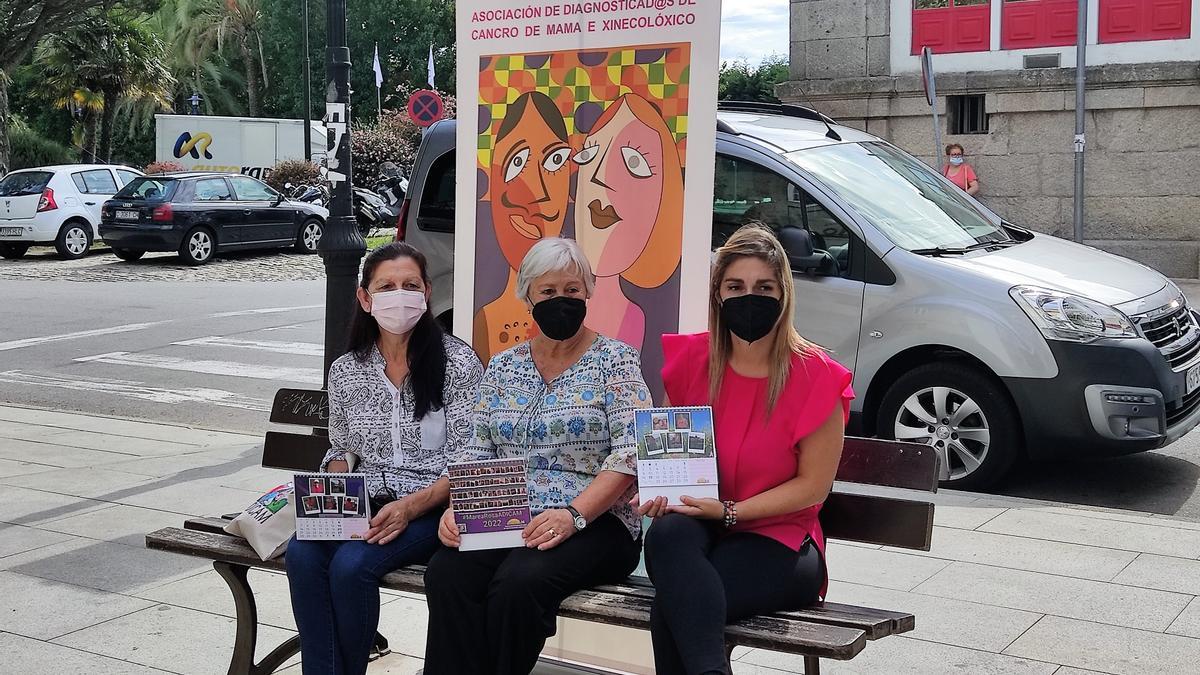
454,0,722,396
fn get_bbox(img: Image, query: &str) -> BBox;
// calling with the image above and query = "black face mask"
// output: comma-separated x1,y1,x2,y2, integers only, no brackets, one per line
720,294,782,344
532,296,588,341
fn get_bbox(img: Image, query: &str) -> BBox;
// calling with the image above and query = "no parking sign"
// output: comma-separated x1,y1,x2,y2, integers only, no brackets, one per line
406,89,445,127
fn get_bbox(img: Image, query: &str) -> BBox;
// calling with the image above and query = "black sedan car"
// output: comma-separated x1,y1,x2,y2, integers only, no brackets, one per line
99,173,328,265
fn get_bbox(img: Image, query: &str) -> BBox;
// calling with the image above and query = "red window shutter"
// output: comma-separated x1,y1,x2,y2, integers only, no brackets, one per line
1001,0,1079,49
1100,0,1192,42
912,3,993,54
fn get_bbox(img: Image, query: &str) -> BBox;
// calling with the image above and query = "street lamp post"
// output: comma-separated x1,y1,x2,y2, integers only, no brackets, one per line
320,0,366,384
189,92,203,115
302,0,312,161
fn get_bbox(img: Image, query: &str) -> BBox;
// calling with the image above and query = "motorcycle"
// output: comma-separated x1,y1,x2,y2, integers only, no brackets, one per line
284,181,385,237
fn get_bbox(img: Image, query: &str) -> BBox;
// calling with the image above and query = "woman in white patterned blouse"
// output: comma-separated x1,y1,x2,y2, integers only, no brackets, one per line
285,242,483,675
422,237,650,675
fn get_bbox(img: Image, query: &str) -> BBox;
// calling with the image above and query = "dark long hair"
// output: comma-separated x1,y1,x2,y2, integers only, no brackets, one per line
346,242,447,420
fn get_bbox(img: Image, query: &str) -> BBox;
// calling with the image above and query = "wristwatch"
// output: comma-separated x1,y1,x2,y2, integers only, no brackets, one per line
565,505,588,531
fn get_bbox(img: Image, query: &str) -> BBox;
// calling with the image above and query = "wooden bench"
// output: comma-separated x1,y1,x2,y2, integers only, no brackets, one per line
146,388,938,674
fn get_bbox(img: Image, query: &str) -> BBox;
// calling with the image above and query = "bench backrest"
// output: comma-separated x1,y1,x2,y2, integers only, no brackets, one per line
263,388,331,471
264,388,938,551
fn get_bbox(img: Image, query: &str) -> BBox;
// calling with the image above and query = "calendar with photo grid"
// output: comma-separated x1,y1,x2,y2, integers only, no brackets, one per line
293,473,371,540
635,406,719,505
448,458,532,551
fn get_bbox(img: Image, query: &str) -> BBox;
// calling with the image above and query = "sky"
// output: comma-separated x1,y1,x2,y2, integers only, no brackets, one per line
720,0,790,65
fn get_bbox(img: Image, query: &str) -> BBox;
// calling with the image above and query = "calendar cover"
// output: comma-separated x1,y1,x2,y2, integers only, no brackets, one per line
635,406,719,505
293,472,371,541
448,458,531,551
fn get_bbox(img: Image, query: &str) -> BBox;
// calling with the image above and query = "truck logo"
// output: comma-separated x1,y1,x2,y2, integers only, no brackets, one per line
173,132,214,160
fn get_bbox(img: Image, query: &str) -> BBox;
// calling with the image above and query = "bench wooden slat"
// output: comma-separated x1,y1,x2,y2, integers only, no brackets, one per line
270,388,329,428
185,517,236,534
262,431,330,472
837,437,939,493
146,527,868,659
820,492,935,551
592,581,910,640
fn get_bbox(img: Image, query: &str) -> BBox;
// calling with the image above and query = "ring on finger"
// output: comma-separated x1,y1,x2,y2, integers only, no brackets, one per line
548,528,557,538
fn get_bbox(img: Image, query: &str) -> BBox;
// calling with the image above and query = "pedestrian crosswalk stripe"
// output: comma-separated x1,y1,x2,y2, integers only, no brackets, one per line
74,352,322,385
0,370,270,412
171,336,324,357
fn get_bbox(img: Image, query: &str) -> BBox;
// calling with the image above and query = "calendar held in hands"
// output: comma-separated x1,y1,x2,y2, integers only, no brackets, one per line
635,406,719,505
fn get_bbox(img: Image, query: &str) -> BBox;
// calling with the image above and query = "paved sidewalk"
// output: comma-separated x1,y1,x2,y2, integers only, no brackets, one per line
3,405,1200,674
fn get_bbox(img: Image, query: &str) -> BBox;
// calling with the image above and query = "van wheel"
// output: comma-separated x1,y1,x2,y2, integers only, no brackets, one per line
0,242,30,259
113,248,145,262
55,221,92,259
179,227,216,265
296,218,322,253
876,362,1020,490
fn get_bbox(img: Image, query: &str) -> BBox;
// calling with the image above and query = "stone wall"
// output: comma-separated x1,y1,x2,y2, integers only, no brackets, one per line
783,0,1200,278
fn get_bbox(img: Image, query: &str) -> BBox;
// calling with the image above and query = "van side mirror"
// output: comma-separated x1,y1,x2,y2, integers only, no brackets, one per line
780,227,839,276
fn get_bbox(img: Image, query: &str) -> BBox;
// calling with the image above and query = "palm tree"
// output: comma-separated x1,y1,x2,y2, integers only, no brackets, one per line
154,0,246,116
35,9,175,162
185,0,269,116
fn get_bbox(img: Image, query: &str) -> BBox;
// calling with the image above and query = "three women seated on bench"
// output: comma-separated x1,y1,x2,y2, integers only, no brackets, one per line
286,226,853,675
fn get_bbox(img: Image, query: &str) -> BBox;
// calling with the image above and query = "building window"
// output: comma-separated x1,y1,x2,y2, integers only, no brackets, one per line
1099,0,1192,43
912,0,992,55
948,95,988,134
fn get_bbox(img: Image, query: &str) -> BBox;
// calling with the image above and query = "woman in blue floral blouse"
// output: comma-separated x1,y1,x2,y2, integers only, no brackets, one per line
422,237,649,675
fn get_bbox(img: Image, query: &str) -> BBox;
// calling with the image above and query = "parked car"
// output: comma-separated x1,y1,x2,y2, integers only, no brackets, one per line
399,102,1200,489
0,164,143,259
99,173,328,265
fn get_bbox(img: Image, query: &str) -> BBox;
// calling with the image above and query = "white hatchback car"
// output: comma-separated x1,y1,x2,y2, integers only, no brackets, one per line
0,164,143,259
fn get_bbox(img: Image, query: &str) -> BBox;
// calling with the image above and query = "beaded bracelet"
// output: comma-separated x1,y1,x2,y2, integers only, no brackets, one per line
721,500,738,528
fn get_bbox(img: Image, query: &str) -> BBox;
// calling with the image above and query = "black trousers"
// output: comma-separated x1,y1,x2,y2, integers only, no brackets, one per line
422,513,641,675
645,513,824,675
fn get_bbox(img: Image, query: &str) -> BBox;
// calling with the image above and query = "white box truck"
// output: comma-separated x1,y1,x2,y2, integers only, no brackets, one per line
155,115,327,180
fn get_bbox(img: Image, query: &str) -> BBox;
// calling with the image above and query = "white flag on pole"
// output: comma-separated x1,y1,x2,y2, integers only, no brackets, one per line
427,45,435,88
372,43,383,89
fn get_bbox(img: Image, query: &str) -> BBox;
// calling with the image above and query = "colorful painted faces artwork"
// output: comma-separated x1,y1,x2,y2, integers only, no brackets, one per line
574,94,683,346
490,92,571,265
474,45,689,362
474,92,573,355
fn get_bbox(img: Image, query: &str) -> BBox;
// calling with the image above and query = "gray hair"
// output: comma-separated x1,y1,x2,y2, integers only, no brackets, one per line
515,237,596,303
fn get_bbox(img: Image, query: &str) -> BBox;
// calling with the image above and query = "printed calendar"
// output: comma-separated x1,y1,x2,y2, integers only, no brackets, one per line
448,458,532,551
293,472,371,540
635,406,719,504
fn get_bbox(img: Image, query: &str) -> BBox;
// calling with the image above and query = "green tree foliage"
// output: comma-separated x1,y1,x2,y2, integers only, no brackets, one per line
35,9,174,163
8,118,76,169
152,0,248,116
257,0,455,122
718,54,789,103
0,0,158,171
182,0,270,116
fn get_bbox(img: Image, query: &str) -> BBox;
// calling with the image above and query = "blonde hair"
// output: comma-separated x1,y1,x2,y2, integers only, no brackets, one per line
708,224,819,413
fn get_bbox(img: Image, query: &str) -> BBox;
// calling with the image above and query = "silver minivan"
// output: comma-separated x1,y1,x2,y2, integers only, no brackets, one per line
399,103,1200,489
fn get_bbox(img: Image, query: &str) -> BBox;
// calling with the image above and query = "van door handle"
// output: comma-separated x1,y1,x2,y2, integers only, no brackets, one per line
244,210,253,215
84,201,96,206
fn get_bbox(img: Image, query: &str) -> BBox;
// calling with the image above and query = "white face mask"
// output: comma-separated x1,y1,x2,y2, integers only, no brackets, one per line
370,289,427,335
949,156,964,166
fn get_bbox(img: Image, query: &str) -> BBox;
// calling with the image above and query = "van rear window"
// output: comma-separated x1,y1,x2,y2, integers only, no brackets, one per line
114,177,178,201
417,152,455,232
0,171,52,196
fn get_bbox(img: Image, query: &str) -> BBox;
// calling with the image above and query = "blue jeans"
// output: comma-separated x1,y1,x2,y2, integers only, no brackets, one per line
285,513,440,675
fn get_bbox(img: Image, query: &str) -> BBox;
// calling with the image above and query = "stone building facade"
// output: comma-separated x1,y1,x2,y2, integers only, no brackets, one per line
780,0,1200,278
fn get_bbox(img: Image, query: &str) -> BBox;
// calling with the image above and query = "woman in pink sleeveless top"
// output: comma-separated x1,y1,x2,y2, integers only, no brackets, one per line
637,225,854,675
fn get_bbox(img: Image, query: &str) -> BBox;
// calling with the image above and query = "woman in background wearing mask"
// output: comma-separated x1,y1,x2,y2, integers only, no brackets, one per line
637,225,854,675
423,237,649,675
943,143,980,195
285,242,483,675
